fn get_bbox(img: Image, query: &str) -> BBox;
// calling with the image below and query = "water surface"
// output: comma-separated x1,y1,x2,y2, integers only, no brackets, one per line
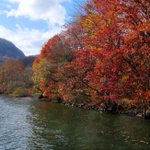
0,96,150,150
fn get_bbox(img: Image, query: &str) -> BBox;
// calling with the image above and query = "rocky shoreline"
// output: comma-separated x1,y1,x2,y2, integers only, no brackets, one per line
38,95,150,120
1,93,150,119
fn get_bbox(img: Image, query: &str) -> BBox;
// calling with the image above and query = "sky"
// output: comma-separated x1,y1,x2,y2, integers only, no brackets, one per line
0,0,84,56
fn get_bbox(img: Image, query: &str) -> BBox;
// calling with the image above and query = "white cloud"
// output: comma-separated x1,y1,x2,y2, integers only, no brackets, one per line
0,25,62,56
6,0,70,26
0,0,72,55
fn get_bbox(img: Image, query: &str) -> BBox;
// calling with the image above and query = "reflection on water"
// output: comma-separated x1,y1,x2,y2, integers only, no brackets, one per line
0,96,150,150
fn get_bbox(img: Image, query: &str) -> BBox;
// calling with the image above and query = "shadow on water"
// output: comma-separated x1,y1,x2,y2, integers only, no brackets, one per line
0,96,150,150
28,100,150,150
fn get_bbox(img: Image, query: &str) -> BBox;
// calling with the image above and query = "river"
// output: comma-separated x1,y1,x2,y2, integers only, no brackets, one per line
0,96,150,150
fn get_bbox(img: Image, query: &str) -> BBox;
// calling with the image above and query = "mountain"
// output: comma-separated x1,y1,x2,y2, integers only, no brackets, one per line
20,55,37,67
0,38,25,61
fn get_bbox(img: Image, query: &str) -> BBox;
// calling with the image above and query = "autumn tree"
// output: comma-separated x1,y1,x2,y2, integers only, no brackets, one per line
74,0,150,112
0,59,33,96
32,35,75,99
32,0,150,113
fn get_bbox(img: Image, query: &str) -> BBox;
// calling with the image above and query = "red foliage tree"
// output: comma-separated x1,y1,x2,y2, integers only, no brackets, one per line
33,0,150,113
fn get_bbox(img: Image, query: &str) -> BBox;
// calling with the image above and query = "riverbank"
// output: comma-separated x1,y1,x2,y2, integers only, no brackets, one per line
38,96,150,120
0,88,32,98
1,92,150,120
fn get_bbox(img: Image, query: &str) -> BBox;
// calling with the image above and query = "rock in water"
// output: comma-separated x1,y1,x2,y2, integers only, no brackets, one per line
145,110,150,119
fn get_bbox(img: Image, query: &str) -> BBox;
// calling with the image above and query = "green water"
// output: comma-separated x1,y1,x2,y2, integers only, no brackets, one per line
0,96,150,150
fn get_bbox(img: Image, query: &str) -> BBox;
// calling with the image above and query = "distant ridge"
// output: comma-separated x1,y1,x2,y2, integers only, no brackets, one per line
20,55,37,67
0,38,25,62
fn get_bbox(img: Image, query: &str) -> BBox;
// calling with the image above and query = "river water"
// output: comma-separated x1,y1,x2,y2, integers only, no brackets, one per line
0,96,150,150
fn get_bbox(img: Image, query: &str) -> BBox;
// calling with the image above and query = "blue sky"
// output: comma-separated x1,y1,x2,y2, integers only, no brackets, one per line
0,0,84,55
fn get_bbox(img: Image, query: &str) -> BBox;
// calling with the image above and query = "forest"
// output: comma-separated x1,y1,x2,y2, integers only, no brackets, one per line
0,0,149,118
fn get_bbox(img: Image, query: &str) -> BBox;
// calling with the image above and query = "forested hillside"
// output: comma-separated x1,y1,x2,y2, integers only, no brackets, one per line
0,38,33,96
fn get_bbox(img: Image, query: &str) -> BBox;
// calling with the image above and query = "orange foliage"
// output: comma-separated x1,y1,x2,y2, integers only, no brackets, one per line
33,0,150,110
